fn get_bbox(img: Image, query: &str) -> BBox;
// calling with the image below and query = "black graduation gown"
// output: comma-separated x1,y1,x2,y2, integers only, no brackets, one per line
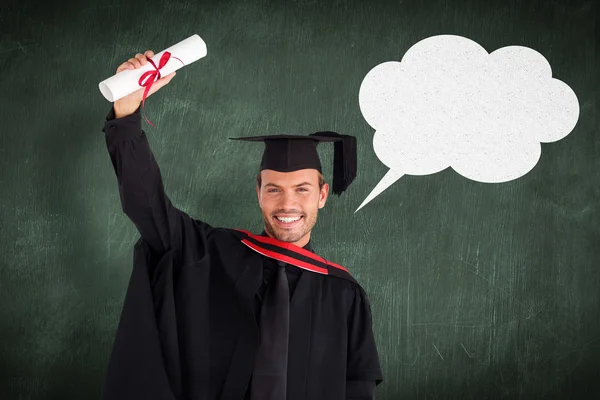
101,106,384,400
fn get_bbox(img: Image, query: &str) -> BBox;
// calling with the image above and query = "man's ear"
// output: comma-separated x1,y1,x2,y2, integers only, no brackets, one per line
318,183,329,209
256,185,262,207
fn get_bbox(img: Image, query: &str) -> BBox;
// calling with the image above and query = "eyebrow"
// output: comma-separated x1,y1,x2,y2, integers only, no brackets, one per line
264,182,314,188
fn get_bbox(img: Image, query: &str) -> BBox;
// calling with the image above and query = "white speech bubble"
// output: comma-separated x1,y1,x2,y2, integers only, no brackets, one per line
355,34,579,212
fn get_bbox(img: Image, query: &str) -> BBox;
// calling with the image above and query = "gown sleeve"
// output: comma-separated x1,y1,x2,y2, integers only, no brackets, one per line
103,105,199,256
346,285,384,399
101,106,215,399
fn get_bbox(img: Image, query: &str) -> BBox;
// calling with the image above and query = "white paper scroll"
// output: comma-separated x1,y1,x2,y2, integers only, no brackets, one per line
98,34,207,102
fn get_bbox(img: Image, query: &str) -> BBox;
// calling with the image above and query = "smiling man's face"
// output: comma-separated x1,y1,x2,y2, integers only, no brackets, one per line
256,168,329,247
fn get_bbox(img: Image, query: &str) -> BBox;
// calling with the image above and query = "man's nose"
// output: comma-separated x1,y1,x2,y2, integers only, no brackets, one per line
279,190,298,209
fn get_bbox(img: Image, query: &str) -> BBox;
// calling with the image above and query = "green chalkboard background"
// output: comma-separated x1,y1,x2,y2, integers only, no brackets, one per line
1,0,598,398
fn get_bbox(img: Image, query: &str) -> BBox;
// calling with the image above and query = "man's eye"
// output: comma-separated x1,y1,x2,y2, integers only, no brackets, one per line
267,189,279,193
297,188,308,192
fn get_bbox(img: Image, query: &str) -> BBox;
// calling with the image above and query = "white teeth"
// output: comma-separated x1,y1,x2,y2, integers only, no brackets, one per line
276,216,301,223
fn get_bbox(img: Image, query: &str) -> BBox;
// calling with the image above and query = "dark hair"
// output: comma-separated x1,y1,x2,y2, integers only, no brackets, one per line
257,171,325,190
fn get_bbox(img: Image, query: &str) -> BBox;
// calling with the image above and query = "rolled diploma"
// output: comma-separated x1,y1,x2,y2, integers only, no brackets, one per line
98,34,207,102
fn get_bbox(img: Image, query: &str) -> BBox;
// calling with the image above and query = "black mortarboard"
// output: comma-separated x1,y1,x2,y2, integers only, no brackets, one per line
229,132,357,195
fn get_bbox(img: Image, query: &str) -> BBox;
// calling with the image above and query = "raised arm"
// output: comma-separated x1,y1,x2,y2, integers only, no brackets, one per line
104,104,190,255
102,51,192,256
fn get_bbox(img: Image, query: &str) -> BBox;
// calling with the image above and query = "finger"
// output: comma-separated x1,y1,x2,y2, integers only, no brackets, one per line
147,72,176,96
162,71,176,84
116,61,134,73
154,72,176,88
128,57,141,68
135,53,147,66
144,50,154,58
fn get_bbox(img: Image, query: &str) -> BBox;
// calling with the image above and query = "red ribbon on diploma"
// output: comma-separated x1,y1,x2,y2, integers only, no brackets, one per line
138,51,184,126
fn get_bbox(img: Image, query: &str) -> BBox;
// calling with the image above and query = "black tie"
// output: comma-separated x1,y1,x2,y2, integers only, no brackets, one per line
251,260,290,400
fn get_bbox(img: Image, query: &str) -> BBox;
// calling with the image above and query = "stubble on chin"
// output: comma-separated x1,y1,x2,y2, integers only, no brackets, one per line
264,217,301,242
262,213,317,243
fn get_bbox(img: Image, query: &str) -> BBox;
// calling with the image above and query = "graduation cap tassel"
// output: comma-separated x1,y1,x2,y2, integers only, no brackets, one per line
310,132,357,195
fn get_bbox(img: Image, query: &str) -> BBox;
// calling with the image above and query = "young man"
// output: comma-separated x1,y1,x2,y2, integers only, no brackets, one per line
101,51,383,400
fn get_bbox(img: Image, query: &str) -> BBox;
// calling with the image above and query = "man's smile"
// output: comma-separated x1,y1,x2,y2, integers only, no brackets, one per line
274,215,304,227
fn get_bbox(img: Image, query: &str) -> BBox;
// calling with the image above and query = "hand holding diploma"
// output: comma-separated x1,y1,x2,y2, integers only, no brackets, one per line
112,50,176,119
100,34,207,122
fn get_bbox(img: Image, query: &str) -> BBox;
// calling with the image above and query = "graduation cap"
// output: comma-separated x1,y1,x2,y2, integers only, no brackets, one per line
229,132,357,195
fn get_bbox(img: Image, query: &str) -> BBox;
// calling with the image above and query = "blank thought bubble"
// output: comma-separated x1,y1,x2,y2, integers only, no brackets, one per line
356,34,579,212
